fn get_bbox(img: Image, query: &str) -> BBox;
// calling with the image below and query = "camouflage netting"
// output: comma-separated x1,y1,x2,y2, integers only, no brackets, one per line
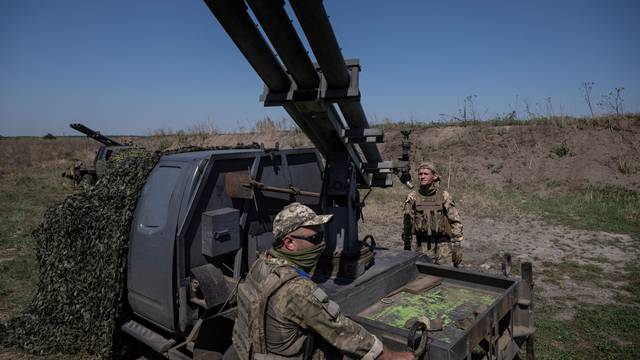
1,144,261,358
1,148,159,357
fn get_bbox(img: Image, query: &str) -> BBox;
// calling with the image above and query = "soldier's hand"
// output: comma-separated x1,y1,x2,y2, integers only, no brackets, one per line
393,352,416,360
377,348,416,360
451,242,463,267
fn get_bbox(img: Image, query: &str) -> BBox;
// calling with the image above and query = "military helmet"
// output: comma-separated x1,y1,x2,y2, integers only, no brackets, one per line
418,161,439,180
273,202,333,243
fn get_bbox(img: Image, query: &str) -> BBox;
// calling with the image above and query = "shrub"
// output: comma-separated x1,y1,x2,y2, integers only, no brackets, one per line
551,141,572,157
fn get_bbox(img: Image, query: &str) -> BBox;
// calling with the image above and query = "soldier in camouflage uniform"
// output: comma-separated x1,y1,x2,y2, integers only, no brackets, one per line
227,202,415,360
61,160,85,185
402,162,464,267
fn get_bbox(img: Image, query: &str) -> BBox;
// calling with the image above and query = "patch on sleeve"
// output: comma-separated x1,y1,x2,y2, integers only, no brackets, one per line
324,300,340,318
312,288,341,318
312,288,329,303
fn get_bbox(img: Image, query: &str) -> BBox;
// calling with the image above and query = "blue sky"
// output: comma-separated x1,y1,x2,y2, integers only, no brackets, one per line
1,0,639,136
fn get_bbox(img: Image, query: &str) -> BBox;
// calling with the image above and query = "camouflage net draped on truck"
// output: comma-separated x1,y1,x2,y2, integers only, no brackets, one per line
1,148,158,357
1,143,261,358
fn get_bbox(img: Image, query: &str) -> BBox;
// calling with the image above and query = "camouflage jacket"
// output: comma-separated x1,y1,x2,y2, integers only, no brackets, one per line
252,255,382,359
402,185,464,242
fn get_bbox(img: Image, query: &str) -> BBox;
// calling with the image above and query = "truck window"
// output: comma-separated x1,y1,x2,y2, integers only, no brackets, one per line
139,166,182,228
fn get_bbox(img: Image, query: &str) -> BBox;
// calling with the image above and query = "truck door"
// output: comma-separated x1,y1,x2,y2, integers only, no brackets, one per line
127,160,191,333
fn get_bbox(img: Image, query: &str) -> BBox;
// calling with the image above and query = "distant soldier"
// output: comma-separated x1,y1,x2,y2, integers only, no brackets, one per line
61,160,85,185
402,162,464,267
227,202,415,360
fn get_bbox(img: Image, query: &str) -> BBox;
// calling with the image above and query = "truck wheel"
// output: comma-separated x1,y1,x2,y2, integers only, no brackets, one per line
81,174,96,188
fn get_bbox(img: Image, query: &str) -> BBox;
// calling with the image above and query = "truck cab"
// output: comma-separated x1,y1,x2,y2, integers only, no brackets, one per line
125,147,323,356
94,144,133,178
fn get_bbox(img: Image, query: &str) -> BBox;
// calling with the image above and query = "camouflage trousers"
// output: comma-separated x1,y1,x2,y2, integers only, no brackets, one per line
416,237,453,266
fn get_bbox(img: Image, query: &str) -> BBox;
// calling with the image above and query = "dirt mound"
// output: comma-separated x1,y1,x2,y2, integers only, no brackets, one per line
137,118,640,192
379,118,640,192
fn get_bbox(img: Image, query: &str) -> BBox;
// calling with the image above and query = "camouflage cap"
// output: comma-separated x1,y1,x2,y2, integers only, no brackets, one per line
273,202,333,242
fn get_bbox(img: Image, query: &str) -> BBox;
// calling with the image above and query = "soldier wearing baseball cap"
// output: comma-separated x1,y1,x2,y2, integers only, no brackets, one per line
271,201,334,249
227,203,415,360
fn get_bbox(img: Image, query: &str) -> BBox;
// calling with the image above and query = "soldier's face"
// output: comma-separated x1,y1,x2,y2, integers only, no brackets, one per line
418,168,437,187
283,226,323,252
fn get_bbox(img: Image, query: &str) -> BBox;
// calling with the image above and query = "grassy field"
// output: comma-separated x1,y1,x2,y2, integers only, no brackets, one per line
0,170,72,320
479,185,639,237
464,184,640,359
1,133,639,358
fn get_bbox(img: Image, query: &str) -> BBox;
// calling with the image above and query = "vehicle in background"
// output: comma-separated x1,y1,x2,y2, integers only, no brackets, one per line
62,123,133,186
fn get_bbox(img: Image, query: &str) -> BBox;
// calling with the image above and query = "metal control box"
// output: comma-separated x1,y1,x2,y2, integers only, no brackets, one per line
202,208,240,258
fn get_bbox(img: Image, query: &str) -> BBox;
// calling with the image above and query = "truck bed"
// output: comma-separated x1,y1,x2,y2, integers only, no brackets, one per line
319,249,534,359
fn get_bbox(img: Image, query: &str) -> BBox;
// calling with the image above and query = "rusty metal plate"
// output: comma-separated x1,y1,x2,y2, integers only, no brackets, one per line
225,172,253,199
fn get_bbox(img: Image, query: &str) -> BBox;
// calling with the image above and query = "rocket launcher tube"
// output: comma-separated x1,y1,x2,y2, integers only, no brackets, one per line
246,0,320,90
203,0,291,93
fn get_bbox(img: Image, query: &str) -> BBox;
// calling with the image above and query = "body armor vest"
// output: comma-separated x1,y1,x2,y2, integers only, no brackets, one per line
412,189,451,238
232,258,303,360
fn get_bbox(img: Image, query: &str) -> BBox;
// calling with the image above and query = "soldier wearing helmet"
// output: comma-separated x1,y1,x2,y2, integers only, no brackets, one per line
227,202,415,360
402,162,464,267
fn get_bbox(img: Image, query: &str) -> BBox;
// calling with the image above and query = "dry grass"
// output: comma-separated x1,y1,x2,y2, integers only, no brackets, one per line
359,183,408,247
0,137,97,172
376,112,640,131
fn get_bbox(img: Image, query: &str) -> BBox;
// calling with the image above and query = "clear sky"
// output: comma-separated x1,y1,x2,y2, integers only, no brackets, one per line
1,0,639,136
